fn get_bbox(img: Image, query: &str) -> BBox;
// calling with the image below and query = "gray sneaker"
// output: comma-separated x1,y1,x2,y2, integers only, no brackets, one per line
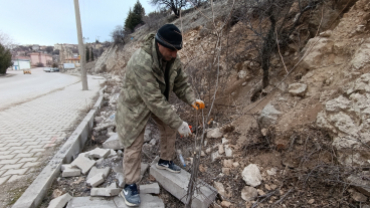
120,184,141,207
156,159,181,173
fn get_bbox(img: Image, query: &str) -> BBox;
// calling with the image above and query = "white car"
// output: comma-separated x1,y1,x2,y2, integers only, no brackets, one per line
44,67,59,72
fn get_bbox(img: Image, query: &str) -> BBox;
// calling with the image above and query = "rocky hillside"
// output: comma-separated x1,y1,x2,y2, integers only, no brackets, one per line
88,0,370,206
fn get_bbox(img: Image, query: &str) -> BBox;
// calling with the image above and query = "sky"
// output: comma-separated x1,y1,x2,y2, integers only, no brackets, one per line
0,0,156,46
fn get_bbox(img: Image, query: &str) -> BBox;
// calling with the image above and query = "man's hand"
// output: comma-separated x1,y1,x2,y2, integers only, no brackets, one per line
192,99,205,110
178,121,192,137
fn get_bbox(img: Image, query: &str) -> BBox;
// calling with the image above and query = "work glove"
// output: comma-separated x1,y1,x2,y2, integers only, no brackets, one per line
192,99,205,110
178,121,192,137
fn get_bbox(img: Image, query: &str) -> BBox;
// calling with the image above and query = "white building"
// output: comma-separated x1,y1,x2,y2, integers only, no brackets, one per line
12,56,31,70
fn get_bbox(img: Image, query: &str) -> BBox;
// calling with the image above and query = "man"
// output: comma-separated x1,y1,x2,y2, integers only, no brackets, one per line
115,24,205,207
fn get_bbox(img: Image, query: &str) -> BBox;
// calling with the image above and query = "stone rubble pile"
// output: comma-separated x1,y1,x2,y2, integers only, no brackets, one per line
47,146,162,208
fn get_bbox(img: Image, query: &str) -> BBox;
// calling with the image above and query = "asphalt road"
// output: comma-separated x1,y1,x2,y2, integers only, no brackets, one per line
0,68,80,111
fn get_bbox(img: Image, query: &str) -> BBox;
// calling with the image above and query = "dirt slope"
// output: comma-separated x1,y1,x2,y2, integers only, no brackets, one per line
88,0,370,206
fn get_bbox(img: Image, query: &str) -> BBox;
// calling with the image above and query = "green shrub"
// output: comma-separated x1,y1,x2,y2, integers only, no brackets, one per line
0,43,12,74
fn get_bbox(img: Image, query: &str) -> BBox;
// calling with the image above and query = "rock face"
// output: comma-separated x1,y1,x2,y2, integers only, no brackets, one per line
300,37,335,70
351,43,370,70
92,46,127,74
288,83,307,97
317,73,370,165
258,103,282,128
242,164,262,187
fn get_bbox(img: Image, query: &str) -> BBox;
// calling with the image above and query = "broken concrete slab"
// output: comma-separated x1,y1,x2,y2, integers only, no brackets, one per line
86,173,104,187
108,149,117,158
62,167,81,178
61,164,73,171
71,154,96,175
88,148,110,159
150,157,217,208
87,167,110,180
108,183,121,196
66,197,116,208
102,134,124,150
114,194,164,208
140,183,160,194
116,173,124,187
48,193,72,208
91,183,121,197
141,163,149,177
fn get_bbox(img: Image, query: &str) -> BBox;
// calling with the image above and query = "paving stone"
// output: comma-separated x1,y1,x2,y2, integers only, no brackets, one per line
11,149,31,154
23,162,40,168
87,167,110,180
48,193,72,208
62,167,81,178
34,152,43,157
0,147,9,151
1,163,24,170
23,141,40,146
14,153,34,159
0,154,15,160
29,148,46,153
0,176,10,185
114,194,165,208
0,150,13,155
9,146,26,151
19,157,38,163
5,143,23,147
8,175,24,183
2,168,28,177
140,183,160,194
86,173,105,187
66,196,116,208
71,154,96,174
150,157,217,208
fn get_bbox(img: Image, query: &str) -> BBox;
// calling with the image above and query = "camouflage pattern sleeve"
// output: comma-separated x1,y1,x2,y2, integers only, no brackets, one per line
173,64,196,106
131,51,184,130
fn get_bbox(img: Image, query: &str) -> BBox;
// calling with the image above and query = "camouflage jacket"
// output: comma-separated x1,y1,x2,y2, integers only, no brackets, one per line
116,34,196,148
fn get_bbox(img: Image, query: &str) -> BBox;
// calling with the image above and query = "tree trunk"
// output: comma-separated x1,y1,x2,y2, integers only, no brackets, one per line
261,7,276,89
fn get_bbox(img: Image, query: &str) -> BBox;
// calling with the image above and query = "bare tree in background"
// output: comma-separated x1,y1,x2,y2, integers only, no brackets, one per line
0,31,15,49
143,10,167,31
150,0,187,17
111,25,128,47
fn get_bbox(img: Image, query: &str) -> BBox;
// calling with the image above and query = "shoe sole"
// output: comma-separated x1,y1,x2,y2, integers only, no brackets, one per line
120,192,139,207
156,163,181,173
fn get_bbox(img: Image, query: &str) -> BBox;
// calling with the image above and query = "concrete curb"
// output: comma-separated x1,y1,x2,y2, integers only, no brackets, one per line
12,86,107,208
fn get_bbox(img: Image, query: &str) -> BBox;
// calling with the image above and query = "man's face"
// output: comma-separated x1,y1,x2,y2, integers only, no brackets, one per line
157,43,178,61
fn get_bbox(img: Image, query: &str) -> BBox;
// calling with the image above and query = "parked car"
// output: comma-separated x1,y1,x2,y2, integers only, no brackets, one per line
44,67,59,72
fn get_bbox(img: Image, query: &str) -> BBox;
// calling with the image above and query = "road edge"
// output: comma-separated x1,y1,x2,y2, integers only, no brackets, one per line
11,85,106,208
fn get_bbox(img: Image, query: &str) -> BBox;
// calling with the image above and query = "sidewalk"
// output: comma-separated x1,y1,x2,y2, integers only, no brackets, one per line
0,75,105,186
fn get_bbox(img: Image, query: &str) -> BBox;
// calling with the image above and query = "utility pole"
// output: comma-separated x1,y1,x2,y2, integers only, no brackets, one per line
73,0,88,90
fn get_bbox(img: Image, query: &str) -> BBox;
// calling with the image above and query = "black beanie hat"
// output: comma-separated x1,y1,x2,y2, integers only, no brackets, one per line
155,24,183,50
